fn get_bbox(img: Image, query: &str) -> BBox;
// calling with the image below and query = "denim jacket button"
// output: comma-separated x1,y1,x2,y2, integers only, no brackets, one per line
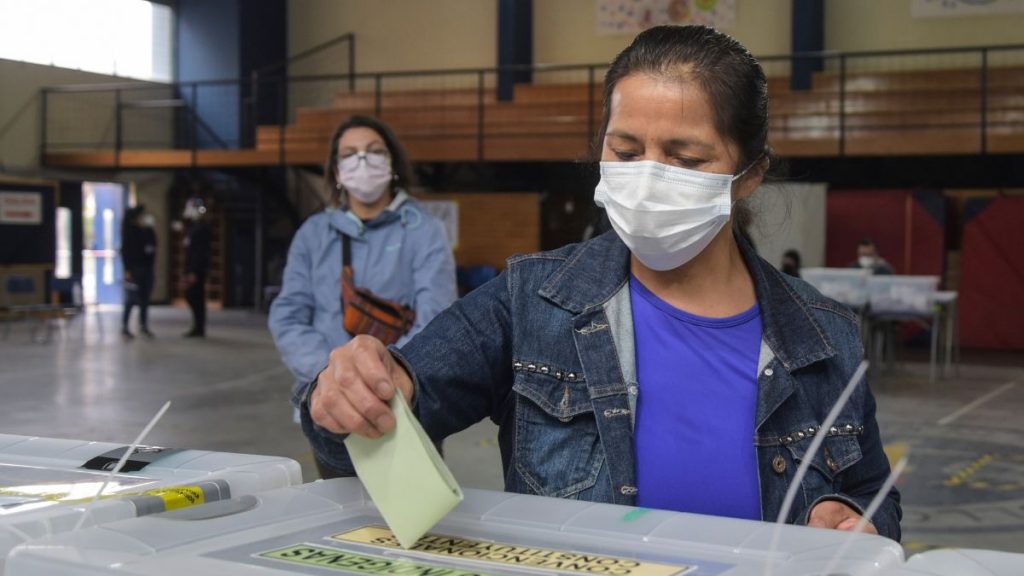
772,455,787,474
764,368,774,377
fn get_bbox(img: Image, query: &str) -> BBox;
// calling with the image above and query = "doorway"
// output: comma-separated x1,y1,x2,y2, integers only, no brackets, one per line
82,182,127,306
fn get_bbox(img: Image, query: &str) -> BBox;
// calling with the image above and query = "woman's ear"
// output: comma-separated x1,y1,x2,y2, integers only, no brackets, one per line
734,156,769,201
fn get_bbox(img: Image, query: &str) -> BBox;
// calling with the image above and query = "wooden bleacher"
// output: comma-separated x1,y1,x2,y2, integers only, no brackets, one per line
44,66,1024,169
770,66,1024,155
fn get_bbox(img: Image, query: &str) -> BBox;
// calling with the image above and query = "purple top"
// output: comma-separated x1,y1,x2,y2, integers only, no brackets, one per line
630,275,763,520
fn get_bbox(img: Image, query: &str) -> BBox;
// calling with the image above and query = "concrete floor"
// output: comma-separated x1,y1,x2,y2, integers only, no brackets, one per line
1,306,1021,556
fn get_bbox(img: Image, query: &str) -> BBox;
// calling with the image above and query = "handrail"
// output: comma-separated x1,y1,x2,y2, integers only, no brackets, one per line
255,31,355,79
248,32,355,146
39,41,1024,166
43,80,169,93
192,111,231,150
42,41,1024,93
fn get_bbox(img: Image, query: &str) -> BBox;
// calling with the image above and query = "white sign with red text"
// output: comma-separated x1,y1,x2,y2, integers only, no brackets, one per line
0,192,43,225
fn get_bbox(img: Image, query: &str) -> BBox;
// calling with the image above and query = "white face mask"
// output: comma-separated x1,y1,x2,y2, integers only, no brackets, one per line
858,256,876,269
338,152,392,205
594,160,750,271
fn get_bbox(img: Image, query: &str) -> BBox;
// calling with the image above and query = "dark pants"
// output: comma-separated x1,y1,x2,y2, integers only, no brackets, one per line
314,455,354,480
313,441,444,480
123,267,153,329
185,274,207,335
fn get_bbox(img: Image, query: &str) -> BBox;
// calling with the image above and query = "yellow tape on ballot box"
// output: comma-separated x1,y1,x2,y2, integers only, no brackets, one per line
332,526,695,576
140,485,205,511
0,484,204,510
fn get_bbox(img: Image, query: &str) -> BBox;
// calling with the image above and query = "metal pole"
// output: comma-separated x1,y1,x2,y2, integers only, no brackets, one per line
980,48,989,154
838,55,846,157
348,35,356,92
115,88,123,168
190,83,198,169
250,71,259,148
254,182,264,312
278,80,286,166
374,74,382,118
39,89,48,166
587,66,596,142
477,70,485,161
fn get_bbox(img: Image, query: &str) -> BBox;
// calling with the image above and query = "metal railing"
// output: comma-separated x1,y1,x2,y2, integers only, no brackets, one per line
247,32,355,147
41,78,243,166
39,43,1024,167
39,32,357,166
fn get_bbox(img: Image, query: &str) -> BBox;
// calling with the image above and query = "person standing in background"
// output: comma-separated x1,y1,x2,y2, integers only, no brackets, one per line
121,205,157,338
182,197,211,338
269,115,457,479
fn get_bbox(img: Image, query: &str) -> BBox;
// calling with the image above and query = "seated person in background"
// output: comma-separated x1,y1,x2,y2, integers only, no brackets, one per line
303,25,901,541
780,249,801,278
850,237,894,275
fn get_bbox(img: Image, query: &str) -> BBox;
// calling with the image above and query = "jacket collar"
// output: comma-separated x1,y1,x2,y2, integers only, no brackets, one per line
328,190,410,235
539,231,631,314
540,231,835,372
736,234,836,372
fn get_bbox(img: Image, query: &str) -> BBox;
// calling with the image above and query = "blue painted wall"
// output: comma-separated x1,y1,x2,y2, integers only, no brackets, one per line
240,0,287,134
175,0,286,148
791,0,824,91
176,0,241,148
498,0,532,102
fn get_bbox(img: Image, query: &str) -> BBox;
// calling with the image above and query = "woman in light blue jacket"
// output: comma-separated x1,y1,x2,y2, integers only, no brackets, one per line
269,116,457,477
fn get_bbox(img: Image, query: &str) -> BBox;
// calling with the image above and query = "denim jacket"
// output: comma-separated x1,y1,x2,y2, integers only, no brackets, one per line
302,231,902,540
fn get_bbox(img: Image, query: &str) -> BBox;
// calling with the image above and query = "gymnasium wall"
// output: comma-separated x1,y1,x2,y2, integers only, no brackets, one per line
0,59,125,170
288,0,498,75
287,0,1024,75
749,182,828,272
825,0,1024,53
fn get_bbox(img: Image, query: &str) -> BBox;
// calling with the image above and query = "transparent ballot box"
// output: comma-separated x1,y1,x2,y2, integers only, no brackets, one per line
904,548,1024,576
801,268,871,308
867,276,940,316
7,477,905,576
0,434,301,573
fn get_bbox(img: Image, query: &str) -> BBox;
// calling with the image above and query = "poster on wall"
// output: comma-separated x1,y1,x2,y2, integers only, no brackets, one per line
912,0,1024,19
597,0,736,35
0,183,56,265
0,191,43,225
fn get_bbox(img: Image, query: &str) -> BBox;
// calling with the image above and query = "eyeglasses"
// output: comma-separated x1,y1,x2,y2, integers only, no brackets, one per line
338,149,391,171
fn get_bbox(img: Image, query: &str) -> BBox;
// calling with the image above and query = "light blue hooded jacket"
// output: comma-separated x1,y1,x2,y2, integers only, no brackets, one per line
269,191,457,404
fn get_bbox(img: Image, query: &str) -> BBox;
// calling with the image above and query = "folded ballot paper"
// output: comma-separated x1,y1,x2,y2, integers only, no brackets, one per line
345,391,464,548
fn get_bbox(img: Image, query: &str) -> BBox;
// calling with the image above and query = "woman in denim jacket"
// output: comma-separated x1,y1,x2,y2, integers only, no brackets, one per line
302,26,901,540
269,116,457,478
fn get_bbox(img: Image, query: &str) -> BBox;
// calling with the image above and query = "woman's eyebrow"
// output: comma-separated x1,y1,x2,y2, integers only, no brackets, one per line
663,137,715,152
605,131,641,144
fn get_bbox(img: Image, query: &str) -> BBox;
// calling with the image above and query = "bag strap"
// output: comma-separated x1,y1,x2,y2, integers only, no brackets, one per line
339,232,354,312
341,232,352,279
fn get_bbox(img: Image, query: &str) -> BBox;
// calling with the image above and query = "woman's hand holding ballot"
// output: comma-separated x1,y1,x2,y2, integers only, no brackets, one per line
310,335,414,439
